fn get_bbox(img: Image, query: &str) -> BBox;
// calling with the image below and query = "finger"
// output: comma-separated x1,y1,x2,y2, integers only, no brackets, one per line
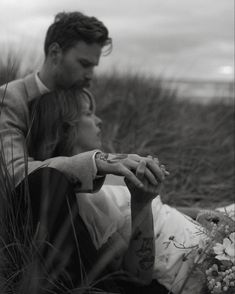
144,167,159,186
120,166,144,188
147,155,159,165
153,156,160,165
140,156,161,185
155,158,160,165
132,159,163,186
148,155,169,178
160,164,170,176
136,160,146,180
146,159,165,182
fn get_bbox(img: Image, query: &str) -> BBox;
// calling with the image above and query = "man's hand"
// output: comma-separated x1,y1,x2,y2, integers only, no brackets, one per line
95,152,167,189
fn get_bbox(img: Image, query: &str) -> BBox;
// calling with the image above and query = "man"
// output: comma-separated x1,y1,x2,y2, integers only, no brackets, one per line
0,11,167,293
1,11,163,191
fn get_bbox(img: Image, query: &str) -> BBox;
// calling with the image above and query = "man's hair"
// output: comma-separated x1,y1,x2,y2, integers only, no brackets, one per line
44,11,112,56
28,89,95,160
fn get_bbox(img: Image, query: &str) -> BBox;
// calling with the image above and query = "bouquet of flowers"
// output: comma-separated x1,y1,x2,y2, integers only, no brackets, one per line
168,207,235,294
194,209,235,294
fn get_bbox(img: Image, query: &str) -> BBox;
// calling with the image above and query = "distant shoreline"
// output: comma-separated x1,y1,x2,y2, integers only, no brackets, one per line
162,79,234,104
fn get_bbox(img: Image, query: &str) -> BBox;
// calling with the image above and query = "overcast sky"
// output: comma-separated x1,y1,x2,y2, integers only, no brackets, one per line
0,0,234,81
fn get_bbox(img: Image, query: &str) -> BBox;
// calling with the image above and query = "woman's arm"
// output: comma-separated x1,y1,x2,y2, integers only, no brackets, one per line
123,160,161,284
123,200,155,284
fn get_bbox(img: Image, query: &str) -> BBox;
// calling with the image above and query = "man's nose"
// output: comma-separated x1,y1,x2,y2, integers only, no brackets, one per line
85,67,94,80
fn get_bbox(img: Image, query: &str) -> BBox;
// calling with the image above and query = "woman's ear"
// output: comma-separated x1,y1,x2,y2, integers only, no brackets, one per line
48,42,62,64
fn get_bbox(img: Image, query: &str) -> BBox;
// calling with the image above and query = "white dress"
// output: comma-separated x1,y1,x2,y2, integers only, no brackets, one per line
77,176,234,293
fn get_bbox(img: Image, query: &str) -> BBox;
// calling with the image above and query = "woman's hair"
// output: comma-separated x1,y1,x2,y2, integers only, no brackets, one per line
28,89,95,160
44,11,112,56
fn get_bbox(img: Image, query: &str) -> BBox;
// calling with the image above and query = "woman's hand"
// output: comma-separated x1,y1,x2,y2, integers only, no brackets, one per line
123,159,167,283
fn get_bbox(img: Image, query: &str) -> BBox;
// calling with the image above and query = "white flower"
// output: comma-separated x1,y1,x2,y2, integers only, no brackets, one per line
229,232,235,243
226,232,235,262
213,232,235,263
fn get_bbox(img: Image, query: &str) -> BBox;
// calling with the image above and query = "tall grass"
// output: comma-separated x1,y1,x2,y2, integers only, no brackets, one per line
0,53,234,293
91,72,234,208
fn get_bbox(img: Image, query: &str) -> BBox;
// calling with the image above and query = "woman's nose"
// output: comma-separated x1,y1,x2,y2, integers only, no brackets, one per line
95,116,102,128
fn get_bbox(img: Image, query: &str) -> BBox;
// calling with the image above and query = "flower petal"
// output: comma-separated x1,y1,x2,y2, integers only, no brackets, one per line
223,238,231,247
226,245,235,257
213,243,224,255
215,254,231,261
229,232,235,242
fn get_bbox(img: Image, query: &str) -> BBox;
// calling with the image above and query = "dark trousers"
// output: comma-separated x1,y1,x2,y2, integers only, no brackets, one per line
13,167,170,294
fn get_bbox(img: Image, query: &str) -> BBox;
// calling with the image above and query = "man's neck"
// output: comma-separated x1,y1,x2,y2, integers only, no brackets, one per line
38,63,55,90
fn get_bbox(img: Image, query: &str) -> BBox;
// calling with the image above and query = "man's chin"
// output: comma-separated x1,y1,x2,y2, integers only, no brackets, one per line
71,81,90,90
82,81,91,89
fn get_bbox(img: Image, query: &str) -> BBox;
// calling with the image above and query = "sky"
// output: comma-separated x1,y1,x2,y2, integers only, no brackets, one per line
0,0,234,82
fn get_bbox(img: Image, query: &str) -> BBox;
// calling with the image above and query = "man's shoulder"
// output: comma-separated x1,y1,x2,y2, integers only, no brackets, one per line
0,73,36,98
0,76,23,92
0,73,30,86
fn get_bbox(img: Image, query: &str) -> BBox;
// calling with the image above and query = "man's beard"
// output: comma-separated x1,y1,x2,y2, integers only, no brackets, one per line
70,78,91,90
80,78,91,89
55,71,90,90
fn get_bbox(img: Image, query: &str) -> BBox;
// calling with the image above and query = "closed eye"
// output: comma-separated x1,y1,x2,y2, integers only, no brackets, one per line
80,59,94,68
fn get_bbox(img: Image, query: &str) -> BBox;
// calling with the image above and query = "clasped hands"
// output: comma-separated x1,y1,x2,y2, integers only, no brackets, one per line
95,152,169,203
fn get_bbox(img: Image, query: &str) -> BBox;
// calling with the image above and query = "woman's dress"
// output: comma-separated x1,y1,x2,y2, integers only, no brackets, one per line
77,176,211,293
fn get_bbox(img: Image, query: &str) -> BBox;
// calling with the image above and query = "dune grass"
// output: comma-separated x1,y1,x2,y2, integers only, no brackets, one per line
91,72,234,209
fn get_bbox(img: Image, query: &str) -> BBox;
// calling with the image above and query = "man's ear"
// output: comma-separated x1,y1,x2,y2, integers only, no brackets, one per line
48,42,62,64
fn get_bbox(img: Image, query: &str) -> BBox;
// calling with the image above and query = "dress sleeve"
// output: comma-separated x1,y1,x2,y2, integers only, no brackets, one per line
77,185,131,249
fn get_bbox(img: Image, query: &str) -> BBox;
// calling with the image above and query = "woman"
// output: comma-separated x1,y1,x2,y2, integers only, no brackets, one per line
28,89,234,294
28,89,170,290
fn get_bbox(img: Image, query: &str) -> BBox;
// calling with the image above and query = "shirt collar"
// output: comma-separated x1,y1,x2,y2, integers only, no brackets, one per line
35,72,50,95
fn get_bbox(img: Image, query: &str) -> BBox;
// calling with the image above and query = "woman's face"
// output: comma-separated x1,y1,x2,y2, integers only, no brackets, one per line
70,97,102,154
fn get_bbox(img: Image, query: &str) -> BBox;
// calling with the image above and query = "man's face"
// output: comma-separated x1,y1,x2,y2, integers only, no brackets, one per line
55,41,102,89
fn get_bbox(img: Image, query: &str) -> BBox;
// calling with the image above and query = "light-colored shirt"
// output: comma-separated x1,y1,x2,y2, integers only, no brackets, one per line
35,73,50,95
